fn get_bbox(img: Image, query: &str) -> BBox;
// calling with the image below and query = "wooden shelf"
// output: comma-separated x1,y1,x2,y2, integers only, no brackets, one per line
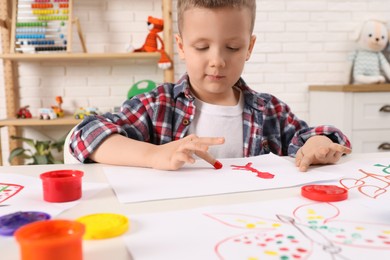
309,83,390,92
0,52,161,61
0,116,81,127
0,0,174,165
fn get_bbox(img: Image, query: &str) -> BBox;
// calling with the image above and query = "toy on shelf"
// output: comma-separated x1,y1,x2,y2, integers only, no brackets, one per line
127,80,156,99
12,0,72,53
38,108,57,120
73,107,100,119
127,16,172,70
51,96,64,118
16,105,32,119
347,19,390,84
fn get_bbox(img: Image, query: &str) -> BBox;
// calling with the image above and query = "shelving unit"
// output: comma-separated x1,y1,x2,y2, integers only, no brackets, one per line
309,83,390,153
0,0,174,165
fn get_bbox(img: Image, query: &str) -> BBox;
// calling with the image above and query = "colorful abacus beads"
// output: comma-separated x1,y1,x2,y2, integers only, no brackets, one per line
16,22,48,27
16,28,60,33
32,10,59,15
16,33,65,39
31,3,53,8
37,15,68,20
16,34,46,39
16,0,70,53
35,46,66,51
18,40,56,45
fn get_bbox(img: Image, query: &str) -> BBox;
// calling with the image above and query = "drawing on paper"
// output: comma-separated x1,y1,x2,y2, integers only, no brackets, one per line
373,163,390,174
0,183,24,203
205,202,390,259
340,169,390,199
231,162,275,179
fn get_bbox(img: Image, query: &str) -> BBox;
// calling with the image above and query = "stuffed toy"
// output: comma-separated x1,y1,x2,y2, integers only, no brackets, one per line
128,16,172,70
347,19,390,84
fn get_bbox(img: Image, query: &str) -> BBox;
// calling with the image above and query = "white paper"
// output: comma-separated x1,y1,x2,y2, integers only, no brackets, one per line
305,156,390,210
123,197,390,260
103,153,344,203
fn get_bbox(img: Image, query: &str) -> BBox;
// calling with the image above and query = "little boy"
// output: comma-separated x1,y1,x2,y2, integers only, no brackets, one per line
70,0,351,171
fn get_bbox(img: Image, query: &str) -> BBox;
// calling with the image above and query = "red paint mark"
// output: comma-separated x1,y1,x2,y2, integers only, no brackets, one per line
378,235,388,239
231,162,275,179
291,239,299,243
275,234,284,238
265,238,274,242
258,243,267,247
296,248,307,253
366,239,374,243
292,254,301,259
383,241,390,245
280,247,289,251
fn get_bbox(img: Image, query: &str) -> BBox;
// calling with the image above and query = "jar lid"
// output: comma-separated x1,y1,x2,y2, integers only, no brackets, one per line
0,211,51,236
301,185,348,202
76,213,129,240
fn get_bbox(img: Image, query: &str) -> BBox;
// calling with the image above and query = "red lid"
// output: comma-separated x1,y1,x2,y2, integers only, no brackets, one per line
301,185,348,202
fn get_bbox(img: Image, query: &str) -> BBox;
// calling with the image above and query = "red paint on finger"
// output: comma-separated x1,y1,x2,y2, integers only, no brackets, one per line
213,161,223,169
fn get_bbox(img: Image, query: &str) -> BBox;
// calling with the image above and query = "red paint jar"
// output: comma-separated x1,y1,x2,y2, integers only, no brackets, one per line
40,170,84,202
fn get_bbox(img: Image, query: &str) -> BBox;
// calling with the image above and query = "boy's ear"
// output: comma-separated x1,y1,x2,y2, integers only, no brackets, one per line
175,34,185,60
246,35,256,61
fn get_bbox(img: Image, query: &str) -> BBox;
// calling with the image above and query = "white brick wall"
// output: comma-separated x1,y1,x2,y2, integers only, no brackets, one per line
1,0,390,164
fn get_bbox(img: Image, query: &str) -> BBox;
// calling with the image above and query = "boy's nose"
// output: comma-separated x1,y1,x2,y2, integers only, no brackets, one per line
209,52,226,68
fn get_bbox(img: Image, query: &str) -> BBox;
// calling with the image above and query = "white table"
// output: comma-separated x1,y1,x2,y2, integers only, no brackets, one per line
1,152,389,260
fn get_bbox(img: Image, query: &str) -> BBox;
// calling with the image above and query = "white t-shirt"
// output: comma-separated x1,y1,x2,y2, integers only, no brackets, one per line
188,89,244,158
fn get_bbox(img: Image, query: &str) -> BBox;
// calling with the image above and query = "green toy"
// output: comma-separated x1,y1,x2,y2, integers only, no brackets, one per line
127,80,156,99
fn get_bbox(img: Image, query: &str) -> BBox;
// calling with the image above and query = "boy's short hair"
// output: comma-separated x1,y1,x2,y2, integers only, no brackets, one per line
177,0,256,34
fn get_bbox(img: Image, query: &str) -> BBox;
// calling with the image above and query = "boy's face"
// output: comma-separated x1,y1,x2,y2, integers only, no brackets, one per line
176,7,256,104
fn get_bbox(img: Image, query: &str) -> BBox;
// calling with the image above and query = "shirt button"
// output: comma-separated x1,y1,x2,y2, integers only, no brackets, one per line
183,119,190,126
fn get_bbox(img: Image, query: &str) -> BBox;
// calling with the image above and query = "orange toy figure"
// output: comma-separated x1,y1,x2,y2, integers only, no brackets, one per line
51,96,64,118
131,16,172,70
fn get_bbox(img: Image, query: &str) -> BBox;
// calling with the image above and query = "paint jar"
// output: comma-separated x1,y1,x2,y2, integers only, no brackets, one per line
15,220,85,260
40,170,84,202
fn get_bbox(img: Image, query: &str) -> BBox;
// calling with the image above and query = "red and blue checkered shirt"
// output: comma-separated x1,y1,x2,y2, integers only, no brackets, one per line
70,74,351,163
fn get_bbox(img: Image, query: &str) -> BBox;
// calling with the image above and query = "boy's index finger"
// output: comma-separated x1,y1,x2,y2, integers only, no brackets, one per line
195,151,223,170
331,143,352,154
197,137,225,146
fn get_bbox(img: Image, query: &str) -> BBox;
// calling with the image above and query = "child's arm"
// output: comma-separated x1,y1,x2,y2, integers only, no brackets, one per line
294,135,352,172
89,134,224,170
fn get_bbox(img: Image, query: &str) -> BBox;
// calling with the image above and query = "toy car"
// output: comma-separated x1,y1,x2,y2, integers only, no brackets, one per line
38,108,57,120
73,107,100,119
16,106,32,119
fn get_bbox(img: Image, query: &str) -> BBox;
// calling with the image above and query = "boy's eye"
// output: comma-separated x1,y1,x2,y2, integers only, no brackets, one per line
194,46,208,51
368,34,372,37
227,46,240,51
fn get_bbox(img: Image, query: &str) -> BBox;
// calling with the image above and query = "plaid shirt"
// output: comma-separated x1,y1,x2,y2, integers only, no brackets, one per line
70,74,351,163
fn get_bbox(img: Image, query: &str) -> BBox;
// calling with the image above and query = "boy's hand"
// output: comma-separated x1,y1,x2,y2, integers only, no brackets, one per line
150,134,225,170
295,135,352,172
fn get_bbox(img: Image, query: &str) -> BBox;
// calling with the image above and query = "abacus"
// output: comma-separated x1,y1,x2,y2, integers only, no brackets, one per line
10,0,73,53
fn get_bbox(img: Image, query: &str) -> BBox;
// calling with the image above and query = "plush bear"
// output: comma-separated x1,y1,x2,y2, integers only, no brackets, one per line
127,16,172,70
348,20,390,84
